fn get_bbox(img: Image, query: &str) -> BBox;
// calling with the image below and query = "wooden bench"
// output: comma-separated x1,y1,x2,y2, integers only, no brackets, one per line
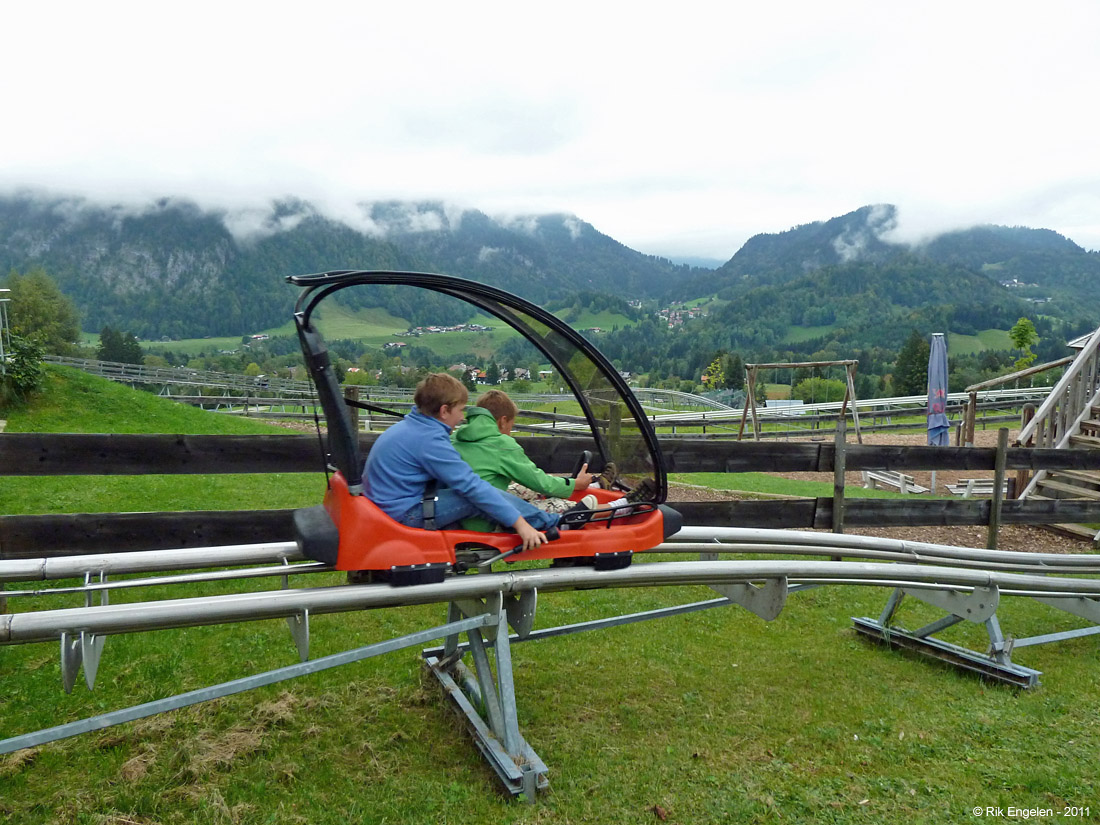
945,478,1009,499
861,470,929,494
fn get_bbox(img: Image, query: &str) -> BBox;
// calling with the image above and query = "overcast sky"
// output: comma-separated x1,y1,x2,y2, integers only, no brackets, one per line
3,1,1099,260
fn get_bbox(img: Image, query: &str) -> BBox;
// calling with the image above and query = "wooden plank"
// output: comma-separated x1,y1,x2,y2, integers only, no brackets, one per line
813,498,990,528
0,433,339,476
7,495,1100,559
5,432,1100,479
0,510,298,559
666,500,818,529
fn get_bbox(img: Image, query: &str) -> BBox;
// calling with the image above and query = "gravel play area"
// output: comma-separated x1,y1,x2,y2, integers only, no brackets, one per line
666,428,1097,555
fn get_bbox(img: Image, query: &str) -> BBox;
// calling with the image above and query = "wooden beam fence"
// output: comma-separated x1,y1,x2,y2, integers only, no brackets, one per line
5,432,1100,559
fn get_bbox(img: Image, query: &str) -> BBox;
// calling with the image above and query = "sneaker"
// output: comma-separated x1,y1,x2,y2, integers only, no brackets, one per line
625,478,658,503
597,461,619,489
561,494,599,528
569,493,598,511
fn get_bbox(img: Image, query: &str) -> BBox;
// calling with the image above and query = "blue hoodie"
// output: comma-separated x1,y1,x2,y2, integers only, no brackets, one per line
364,409,521,527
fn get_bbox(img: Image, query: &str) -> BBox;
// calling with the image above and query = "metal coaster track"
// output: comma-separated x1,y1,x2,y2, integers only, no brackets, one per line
3,525,1099,796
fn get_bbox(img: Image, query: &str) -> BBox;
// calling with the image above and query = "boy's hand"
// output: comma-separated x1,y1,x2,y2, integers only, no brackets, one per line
574,463,595,490
513,517,548,551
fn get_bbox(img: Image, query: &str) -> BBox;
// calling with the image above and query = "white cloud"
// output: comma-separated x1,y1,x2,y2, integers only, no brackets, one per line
2,1,1099,258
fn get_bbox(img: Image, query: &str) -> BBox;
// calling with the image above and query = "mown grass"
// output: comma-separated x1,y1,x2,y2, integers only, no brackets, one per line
0,366,323,516
781,324,838,344
2,370,1098,823
948,329,1014,357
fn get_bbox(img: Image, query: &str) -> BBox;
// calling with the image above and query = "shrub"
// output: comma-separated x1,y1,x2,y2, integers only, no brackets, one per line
1,334,47,405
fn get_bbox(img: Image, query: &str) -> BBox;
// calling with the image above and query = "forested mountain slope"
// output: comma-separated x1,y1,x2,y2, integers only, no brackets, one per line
0,193,696,338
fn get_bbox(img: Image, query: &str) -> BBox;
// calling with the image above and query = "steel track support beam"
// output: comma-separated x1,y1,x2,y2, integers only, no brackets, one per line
2,614,495,756
851,617,1041,687
856,584,1045,686
424,599,547,801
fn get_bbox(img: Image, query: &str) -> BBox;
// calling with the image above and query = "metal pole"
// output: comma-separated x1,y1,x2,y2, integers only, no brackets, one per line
0,613,494,755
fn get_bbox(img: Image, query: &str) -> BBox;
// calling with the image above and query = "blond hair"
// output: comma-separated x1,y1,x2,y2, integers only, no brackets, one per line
414,373,468,416
476,389,518,421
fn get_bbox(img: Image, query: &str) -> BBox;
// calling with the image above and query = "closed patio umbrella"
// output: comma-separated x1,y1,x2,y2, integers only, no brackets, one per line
927,333,950,446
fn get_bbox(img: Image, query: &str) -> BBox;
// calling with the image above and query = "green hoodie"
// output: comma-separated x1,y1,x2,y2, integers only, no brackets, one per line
451,406,576,531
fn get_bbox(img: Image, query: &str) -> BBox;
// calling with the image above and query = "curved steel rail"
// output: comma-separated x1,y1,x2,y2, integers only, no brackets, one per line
3,558,1099,645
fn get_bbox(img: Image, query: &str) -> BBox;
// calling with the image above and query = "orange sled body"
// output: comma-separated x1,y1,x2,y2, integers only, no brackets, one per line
293,472,680,584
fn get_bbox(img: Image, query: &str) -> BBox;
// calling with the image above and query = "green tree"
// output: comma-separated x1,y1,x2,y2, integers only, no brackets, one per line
1009,317,1039,369
702,354,725,388
893,330,930,396
97,326,144,364
4,268,81,354
721,352,745,391
792,377,847,403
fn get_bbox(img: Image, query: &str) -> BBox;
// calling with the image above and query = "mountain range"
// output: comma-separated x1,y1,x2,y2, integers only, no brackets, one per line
0,193,693,339
2,193,1098,358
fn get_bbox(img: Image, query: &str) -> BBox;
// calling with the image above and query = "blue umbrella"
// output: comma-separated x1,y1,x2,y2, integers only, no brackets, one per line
927,333,950,446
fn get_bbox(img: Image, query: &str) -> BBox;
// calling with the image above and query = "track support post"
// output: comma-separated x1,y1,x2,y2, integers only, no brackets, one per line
854,584,1042,687
424,596,547,801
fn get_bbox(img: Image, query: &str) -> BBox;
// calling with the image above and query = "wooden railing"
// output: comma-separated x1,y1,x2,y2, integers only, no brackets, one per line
1015,325,1100,451
6,432,1100,559
961,356,1074,446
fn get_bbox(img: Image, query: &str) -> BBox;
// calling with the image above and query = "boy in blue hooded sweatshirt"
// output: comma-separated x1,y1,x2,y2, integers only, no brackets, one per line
364,373,559,551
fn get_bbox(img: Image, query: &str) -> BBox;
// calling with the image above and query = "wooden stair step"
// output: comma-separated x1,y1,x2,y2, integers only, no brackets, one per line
1052,469,1100,486
1035,479,1100,500
1047,522,1100,541
1068,433,1100,448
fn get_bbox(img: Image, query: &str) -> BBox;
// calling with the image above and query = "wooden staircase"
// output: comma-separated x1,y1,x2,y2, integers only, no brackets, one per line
1017,327,1100,543
1016,367,1100,545
1028,407,1100,539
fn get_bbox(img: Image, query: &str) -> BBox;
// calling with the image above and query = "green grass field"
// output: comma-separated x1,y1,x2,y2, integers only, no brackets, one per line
948,329,1014,356
781,323,839,344
2,370,1098,823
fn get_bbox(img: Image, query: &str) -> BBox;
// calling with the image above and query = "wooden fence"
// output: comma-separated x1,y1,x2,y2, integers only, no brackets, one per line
4,432,1100,559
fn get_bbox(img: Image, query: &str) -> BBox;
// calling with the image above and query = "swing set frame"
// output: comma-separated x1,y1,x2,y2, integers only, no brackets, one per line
738,359,863,443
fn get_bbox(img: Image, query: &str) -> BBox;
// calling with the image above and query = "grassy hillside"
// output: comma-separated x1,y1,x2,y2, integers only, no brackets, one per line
0,366,324,515
947,328,1014,356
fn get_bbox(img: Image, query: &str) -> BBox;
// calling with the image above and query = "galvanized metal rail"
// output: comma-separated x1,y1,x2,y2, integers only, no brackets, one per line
2,528,1098,797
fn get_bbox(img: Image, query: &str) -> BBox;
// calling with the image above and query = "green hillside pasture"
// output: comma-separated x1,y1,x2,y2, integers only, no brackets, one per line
139,302,403,356
781,324,838,344
141,320,299,357
313,302,413,340
0,366,323,516
564,308,637,332
948,329,1013,356
140,302,630,362
318,303,522,360
2,366,297,435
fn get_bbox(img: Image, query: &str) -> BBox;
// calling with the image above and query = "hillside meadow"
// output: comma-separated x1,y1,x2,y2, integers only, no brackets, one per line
1,369,1098,824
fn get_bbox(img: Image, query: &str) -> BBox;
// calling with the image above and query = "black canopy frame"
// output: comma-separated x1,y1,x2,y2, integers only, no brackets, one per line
287,270,666,502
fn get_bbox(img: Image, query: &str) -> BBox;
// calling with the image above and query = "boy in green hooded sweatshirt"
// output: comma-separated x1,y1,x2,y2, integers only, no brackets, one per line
452,389,627,531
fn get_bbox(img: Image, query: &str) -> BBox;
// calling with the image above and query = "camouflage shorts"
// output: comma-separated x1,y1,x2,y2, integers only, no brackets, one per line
506,482,574,514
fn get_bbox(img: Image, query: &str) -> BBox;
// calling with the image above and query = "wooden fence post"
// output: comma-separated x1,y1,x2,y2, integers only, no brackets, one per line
1015,404,1036,496
964,391,978,446
347,386,360,434
987,427,1008,549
